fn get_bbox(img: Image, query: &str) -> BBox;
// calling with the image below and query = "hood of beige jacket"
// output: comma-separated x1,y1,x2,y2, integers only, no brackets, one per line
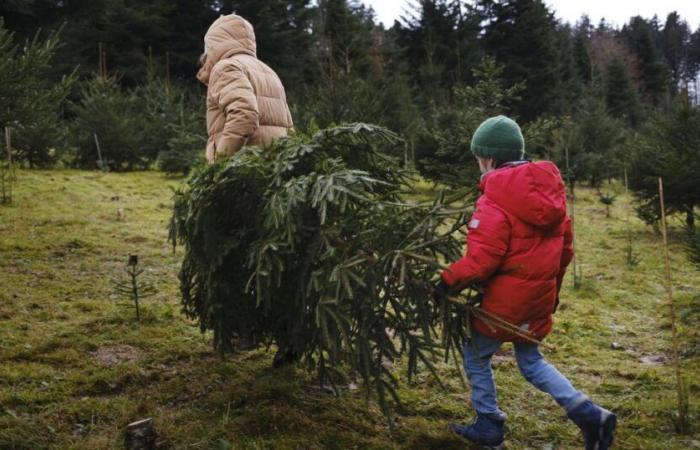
197,14,256,86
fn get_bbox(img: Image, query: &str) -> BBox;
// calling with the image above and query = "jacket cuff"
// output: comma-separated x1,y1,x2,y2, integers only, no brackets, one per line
215,136,246,158
441,269,456,287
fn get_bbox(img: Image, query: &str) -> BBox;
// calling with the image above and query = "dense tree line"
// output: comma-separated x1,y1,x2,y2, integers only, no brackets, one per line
1,0,700,224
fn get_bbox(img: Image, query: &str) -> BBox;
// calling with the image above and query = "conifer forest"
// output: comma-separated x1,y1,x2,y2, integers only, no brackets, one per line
1,1,699,448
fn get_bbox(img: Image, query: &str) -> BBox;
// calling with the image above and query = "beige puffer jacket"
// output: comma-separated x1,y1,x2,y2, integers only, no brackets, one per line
197,15,293,163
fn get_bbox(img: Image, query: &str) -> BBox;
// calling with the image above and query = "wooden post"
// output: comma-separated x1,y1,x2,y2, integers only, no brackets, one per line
623,166,636,266
5,126,16,184
658,177,686,432
1,126,15,203
564,143,580,288
94,133,106,171
4,127,11,165
102,50,107,78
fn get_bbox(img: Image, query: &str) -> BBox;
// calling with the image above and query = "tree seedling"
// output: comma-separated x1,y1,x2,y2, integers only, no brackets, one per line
598,192,616,218
114,254,156,322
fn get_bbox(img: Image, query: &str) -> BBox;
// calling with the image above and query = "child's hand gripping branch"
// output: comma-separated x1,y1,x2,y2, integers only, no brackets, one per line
435,116,616,450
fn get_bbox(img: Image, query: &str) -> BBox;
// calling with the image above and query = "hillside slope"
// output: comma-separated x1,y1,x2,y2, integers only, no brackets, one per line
0,170,698,449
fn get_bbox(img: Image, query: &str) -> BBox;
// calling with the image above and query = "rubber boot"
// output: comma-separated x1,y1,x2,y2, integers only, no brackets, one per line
449,414,505,449
272,346,299,368
567,399,617,450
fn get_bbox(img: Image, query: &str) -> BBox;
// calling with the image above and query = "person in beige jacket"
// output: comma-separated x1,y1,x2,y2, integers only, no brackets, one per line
197,14,293,163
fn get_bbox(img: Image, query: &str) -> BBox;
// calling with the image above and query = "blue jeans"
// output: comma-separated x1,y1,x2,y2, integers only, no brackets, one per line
464,332,587,420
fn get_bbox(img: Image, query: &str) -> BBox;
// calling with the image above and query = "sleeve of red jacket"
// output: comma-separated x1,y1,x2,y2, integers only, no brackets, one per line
556,216,574,293
441,199,511,288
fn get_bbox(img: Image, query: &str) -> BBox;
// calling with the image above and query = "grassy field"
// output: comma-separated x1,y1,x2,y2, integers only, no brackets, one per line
0,169,698,449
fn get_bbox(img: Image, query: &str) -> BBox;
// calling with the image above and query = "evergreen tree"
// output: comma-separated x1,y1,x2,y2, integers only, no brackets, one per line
294,1,375,127
605,57,641,126
621,16,670,103
686,26,700,101
558,95,626,188
157,112,206,176
50,0,173,83
572,16,593,84
415,57,523,186
478,0,563,121
133,72,204,163
555,23,583,113
298,0,420,140
0,20,75,167
69,76,145,170
396,0,481,100
1,1,318,86
162,0,218,81
629,97,700,228
0,0,60,43
371,27,422,139
661,12,691,88
690,27,700,72
313,0,375,77
220,0,314,90
686,222,700,270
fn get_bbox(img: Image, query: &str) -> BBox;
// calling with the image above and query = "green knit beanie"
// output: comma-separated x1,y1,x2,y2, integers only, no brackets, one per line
470,115,525,164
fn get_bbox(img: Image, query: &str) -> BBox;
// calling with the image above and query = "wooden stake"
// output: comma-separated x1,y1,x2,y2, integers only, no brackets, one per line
102,50,107,78
5,126,16,183
658,177,686,432
564,143,580,288
94,133,106,171
2,126,14,204
622,166,637,266
4,127,11,165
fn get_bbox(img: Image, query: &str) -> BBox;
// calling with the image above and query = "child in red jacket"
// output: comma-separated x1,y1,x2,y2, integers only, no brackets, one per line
433,116,616,449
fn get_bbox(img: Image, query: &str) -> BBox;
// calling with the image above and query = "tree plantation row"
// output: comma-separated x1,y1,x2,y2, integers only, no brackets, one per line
2,2,700,229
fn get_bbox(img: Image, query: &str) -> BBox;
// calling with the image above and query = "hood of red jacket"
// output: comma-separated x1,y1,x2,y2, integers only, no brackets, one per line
481,161,567,228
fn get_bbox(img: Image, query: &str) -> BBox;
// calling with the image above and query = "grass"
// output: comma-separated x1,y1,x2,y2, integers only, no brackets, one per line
0,169,698,449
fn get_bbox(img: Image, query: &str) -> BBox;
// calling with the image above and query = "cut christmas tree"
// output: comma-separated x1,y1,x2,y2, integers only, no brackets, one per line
170,124,475,414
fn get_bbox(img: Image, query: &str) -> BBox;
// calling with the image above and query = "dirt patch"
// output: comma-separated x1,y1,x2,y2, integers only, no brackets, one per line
640,354,668,365
93,345,140,366
124,235,148,243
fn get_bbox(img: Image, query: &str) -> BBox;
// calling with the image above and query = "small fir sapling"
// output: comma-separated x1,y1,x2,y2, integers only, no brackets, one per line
113,254,156,322
598,192,616,218
623,168,640,267
563,140,582,289
624,234,640,267
686,215,700,271
0,159,14,205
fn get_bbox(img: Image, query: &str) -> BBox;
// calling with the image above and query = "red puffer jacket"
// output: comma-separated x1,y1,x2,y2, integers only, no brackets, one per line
441,161,573,341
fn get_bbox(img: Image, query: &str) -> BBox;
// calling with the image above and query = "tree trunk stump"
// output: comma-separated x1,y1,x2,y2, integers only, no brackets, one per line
124,418,156,450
